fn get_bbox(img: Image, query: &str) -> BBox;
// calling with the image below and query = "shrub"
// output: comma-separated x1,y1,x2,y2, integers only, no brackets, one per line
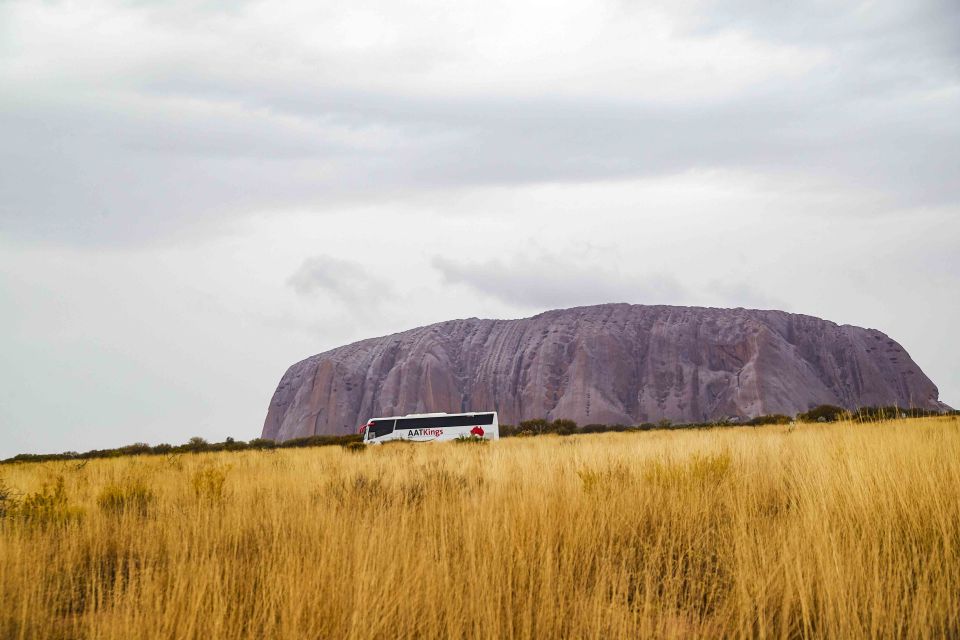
343,442,366,453
580,424,608,434
117,443,151,456
221,437,248,451
498,424,517,437
97,480,155,516
519,419,551,434
515,419,579,435
552,419,578,435
0,478,16,518
191,465,230,502
279,434,361,448
747,414,792,426
185,437,210,453
17,476,80,523
798,405,849,422
853,406,906,422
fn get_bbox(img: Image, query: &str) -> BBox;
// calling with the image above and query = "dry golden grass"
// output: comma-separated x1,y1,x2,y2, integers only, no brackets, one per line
1,417,959,639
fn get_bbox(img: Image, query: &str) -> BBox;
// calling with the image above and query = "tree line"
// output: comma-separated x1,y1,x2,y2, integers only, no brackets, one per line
3,405,955,464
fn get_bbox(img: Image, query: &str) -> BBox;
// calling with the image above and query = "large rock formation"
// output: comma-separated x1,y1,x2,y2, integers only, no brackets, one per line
262,304,949,439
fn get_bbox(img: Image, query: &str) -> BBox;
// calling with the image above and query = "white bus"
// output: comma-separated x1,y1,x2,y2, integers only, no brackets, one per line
360,411,499,444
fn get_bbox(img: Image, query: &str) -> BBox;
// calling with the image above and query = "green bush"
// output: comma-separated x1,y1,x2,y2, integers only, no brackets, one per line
498,424,517,437
519,419,551,434
747,414,792,426
552,419,578,435
797,405,849,422
185,437,209,452
279,434,361,449
117,443,151,456
580,424,608,434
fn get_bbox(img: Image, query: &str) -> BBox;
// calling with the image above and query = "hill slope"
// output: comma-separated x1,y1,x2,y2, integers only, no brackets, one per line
262,304,948,439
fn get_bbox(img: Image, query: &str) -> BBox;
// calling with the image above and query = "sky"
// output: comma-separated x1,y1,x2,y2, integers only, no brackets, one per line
1,0,958,458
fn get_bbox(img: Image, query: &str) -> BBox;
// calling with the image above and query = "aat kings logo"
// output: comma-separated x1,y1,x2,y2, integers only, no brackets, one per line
407,427,445,438
470,426,485,437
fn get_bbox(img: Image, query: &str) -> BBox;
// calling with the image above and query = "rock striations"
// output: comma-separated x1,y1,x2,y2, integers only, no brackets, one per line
262,304,948,440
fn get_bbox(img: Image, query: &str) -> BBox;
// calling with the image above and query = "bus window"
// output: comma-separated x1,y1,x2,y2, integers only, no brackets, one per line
369,419,395,439
395,413,495,431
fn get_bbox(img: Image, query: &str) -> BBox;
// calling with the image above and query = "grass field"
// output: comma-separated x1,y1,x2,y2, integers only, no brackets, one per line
1,417,958,639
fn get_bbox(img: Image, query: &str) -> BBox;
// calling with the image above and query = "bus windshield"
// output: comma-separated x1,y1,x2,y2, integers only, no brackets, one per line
367,419,395,440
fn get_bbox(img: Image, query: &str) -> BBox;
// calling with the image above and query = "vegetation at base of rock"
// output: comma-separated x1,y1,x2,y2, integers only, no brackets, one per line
796,404,949,423
1,416,958,638
2,434,363,464
746,414,792,425
797,404,849,422
5,406,956,465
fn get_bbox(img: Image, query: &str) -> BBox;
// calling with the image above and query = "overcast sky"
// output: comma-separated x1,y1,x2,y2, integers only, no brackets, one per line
1,0,958,457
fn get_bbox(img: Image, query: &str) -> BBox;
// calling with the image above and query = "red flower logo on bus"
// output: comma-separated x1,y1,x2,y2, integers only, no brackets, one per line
470,426,485,437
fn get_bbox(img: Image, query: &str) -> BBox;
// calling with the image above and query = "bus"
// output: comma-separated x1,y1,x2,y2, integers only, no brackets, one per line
360,411,499,444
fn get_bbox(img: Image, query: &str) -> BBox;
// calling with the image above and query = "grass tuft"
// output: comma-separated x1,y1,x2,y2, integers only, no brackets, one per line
97,479,155,516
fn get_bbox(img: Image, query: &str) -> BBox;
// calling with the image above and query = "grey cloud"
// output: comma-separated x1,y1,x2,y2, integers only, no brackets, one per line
1,0,958,246
695,0,960,73
288,256,393,304
433,255,796,313
4,85,956,247
704,280,788,312
433,255,689,310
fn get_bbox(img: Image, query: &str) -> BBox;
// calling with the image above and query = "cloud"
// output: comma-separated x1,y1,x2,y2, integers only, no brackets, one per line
432,250,793,314
1,0,957,246
287,256,393,304
704,280,788,312
433,255,689,310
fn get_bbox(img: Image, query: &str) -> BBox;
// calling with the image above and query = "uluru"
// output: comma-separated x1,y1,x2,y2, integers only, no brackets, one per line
262,304,948,440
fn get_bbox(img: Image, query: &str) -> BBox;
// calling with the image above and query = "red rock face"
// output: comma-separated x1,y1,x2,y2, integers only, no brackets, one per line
262,304,949,440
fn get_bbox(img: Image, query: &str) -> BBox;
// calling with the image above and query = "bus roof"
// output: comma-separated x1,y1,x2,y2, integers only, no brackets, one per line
368,411,496,421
